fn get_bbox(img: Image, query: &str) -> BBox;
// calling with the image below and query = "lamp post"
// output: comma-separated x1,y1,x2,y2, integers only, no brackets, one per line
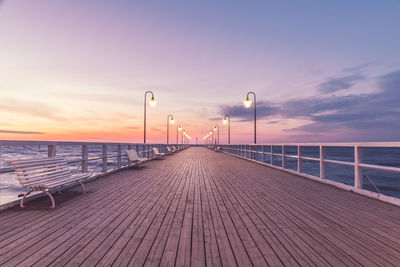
209,130,213,145
214,124,219,144
166,114,174,144
182,130,186,144
223,115,231,144
144,91,156,143
176,124,182,144
243,91,256,144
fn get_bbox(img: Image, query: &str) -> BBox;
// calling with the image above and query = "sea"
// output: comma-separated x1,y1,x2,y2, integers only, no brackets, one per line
229,145,400,199
1,145,399,205
0,144,134,205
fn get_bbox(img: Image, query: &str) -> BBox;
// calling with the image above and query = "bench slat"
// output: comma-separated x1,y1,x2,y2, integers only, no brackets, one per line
14,162,69,172
12,159,67,170
29,175,86,189
18,168,70,180
19,166,71,178
10,157,66,166
22,171,72,187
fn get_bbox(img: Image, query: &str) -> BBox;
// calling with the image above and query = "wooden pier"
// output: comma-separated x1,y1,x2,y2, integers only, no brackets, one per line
1,147,399,266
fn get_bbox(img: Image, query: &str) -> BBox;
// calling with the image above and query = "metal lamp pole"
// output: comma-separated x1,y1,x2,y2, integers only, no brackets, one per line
177,124,182,144
166,114,174,144
223,115,231,144
244,91,256,144
214,125,219,144
144,91,156,143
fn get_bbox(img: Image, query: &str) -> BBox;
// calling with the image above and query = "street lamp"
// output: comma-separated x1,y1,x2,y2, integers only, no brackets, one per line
182,130,186,144
243,91,256,144
223,115,231,144
166,114,174,144
203,134,209,144
144,91,156,143
177,124,182,144
214,125,219,144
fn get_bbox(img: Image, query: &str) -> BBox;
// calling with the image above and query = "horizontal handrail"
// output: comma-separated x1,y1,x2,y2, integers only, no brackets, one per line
208,143,400,202
1,141,188,176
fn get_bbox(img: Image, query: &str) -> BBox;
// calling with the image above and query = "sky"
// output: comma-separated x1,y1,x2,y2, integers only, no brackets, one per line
0,0,399,144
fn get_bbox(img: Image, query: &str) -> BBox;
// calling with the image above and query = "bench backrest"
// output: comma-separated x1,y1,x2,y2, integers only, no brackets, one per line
126,150,142,162
7,156,71,189
167,147,172,152
152,147,160,155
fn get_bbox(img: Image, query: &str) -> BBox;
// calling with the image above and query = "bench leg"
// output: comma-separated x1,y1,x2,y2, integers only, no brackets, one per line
78,180,86,193
44,190,56,209
20,190,32,208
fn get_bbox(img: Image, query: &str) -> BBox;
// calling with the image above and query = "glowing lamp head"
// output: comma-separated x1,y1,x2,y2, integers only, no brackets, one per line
149,96,156,107
170,117,174,124
214,127,217,131
223,118,227,124
243,97,251,108
209,131,212,135
178,125,182,131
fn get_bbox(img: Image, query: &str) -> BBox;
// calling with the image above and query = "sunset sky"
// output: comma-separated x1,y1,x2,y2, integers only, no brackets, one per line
0,0,399,144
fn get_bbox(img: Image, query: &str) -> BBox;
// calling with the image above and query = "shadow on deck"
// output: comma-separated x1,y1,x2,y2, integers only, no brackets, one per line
1,147,400,266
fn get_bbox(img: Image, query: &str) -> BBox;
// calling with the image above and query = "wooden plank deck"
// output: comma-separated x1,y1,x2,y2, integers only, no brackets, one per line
1,147,400,266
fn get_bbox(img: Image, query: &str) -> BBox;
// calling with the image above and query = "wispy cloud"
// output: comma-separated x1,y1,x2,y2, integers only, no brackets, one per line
218,69,400,141
317,73,364,93
0,129,44,134
287,70,400,130
57,92,141,106
151,127,163,132
0,98,66,122
220,101,280,122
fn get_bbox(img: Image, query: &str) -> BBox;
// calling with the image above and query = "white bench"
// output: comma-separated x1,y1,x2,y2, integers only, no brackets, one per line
125,150,148,167
7,156,90,209
167,147,175,154
152,147,165,159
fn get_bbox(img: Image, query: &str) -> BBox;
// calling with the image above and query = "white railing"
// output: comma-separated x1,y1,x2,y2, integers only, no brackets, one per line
0,140,188,208
0,140,187,174
208,143,400,205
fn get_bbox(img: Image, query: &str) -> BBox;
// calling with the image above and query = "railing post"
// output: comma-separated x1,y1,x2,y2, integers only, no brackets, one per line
320,145,325,179
48,145,56,157
271,145,273,165
117,145,122,169
355,146,363,188
82,145,88,173
297,145,302,173
128,145,131,150
136,144,139,157
282,145,285,168
262,145,265,163
102,144,108,173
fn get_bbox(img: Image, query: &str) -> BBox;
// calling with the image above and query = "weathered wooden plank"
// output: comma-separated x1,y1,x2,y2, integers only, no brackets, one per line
94,159,189,266
3,171,161,266
0,147,399,267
